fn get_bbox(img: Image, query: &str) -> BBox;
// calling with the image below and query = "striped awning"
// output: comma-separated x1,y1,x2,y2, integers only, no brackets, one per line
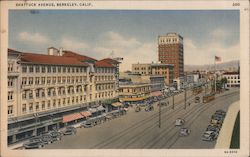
119,96,150,102
80,111,92,117
63,113,83,123
111,102,123,107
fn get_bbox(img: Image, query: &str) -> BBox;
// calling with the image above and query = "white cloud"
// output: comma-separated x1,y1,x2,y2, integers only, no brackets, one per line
92,31,157,71
210,28,233,40
18,32,48,44
184,37,239,65
60,37,89,51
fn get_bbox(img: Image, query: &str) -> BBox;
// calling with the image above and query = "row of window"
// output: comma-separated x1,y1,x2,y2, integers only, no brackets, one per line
8,63,16,72
22,85,90,100
22,65,88,73
225,76,240,79
21,95,88,114
96,83,115,91
95,75,114,81
119,87,150,93
22,65,116,74
22,76,88,86
159,38,178,43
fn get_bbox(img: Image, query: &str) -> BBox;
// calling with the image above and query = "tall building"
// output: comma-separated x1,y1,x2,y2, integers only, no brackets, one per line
7,47,120,144
158,33,184,78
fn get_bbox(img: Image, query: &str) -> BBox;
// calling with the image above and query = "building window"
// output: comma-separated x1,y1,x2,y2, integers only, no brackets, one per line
8,78,14,87
35,66,40,73
35,77,39,85
47,101,51,109
22,104,26,113
53,100,56,108
8,91,13,101
41,77,45,84
47,77,51,84
57,77,61,84
72,67,75,73
52,77,56,84
29,66,34,73
48,66,52,73
28,77,33,85
63,67,66,73
36,89,40,98
29,103,33,112
8,105,13,115
58,66,61,73
41,66,46,73
35,102,39,111
42,101,45,110
67,67,70,73
53,66,56,73
29,91,33,99
22,66,27,73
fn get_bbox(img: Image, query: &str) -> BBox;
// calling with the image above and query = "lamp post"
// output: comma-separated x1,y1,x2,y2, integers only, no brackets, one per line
158,101,161,128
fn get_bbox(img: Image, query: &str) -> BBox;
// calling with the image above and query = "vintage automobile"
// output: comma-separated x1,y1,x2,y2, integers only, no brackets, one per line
175,118,185,126
202,131,218,141
179,128,191,137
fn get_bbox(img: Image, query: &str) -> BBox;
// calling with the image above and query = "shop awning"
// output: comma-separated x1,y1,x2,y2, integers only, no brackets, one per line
80,111,92,117
119,96,150,102
111,102,123,107
151,91,163,97
63,113,83,123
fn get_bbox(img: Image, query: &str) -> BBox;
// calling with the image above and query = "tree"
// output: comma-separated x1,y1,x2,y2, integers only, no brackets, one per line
221,77,228,89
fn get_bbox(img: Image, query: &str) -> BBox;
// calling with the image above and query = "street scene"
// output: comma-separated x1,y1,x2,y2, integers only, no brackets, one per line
7,10,240,149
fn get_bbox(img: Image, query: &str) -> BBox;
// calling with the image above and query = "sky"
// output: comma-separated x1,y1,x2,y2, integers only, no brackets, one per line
9,10,239,71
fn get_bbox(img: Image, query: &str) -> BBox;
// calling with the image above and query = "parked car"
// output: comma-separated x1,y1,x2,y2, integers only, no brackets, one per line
80,121,94,128
40,134,54,144
23,141,44,149
215,110,226,117
175,118,185,126
210,116,224,126
202,131,218,141
48,131,62,141
179,128,191,137
63,126,76,135
206,125,220,133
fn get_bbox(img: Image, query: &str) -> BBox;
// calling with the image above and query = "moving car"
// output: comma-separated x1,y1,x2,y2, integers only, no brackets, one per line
202,131,218,141
175,118,185,126
179,128,191,137
63,126,76,135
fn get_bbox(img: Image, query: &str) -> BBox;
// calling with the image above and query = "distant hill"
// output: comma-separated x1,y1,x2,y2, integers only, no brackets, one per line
184,60,240,72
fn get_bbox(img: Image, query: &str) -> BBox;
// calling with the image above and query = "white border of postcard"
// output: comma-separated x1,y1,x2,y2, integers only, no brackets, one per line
0,1,249,157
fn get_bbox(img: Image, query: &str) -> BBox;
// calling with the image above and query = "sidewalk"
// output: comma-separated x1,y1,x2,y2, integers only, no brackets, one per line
215,101,240,148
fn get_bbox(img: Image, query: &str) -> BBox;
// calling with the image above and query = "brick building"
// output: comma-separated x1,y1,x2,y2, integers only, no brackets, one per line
158,33,184,78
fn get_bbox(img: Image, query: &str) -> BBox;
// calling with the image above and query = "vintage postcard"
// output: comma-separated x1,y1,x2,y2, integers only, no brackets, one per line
0,0,249,157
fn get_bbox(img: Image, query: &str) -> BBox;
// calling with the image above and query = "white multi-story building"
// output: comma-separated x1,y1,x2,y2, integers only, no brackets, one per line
222,72,240,88
7,48,120,144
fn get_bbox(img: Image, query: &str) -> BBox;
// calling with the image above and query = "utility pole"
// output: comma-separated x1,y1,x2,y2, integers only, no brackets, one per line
184,88,187,109
172,94,174,110
159,102,161,128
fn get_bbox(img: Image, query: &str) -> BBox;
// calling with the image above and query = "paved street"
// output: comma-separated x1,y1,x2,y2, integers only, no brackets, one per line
43,88,239,149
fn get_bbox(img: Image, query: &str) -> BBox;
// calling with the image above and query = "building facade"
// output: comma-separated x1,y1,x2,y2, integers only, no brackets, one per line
7,48,120,144
132,63,174,86
222,72,240,87
119,83,151,104
158,33,184,78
